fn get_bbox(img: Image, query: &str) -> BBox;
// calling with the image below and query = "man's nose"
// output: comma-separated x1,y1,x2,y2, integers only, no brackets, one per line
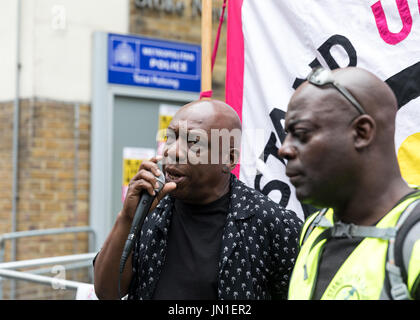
277,137,297,161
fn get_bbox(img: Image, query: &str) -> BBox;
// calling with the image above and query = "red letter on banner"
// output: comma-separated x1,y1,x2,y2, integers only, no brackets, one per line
371,0,412,45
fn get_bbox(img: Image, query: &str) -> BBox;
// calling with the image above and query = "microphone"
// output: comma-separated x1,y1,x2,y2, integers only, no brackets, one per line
118,164,165,298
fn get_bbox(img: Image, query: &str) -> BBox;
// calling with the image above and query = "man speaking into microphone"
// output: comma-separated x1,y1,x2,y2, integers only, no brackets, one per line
93,99,302,300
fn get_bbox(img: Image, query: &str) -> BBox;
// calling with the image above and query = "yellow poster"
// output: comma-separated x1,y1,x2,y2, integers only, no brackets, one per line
157,114,174,142
121,147,155,202
157,104,181,155
122,158,144,186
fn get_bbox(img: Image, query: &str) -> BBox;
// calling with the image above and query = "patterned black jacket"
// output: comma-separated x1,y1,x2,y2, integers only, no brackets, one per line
127,174,302,300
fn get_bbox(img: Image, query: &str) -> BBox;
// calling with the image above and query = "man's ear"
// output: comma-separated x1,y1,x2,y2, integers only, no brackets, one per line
226,147,240,171
351,115,376,150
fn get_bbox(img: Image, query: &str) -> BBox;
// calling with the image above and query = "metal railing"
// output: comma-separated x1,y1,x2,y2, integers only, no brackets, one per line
0,226,97,299
0,226,96,260
0,253,97,299
0,253,97,270
0,267,90,290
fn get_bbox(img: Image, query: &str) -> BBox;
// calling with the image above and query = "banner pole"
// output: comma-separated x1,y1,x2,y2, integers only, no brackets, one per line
201,0,212,99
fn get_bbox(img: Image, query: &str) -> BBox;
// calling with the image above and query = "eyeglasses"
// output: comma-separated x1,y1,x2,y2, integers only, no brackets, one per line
306,67,367,115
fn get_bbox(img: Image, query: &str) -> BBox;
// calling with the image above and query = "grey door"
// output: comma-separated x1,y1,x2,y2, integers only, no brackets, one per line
111,95,183,221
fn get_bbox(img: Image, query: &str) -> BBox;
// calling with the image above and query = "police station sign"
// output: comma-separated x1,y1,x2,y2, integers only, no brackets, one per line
108,33,201,92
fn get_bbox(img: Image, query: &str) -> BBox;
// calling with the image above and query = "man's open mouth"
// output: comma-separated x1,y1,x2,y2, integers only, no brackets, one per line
165,168,187,184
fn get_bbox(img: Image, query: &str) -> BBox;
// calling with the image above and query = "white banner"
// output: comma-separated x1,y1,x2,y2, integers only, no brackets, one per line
226,0,420,221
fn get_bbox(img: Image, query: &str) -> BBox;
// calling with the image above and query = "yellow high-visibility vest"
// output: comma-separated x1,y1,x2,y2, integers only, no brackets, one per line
288,193,420,300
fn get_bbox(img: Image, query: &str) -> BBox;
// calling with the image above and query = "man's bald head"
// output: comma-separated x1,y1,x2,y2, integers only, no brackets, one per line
178,99,242,132
293,67,397,114
331,67,397,128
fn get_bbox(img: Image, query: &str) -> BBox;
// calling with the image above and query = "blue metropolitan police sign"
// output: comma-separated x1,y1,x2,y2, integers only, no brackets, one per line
108,33,201,92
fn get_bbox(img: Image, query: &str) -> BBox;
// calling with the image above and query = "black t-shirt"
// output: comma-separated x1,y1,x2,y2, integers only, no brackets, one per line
152,193,229,300
312,237,363,299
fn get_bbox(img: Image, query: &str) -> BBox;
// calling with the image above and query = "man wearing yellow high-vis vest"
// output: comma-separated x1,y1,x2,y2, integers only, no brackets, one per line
278,66,420,300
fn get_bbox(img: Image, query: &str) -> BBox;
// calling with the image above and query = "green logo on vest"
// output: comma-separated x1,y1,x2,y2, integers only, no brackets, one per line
324,274,367,300
335,285,360,300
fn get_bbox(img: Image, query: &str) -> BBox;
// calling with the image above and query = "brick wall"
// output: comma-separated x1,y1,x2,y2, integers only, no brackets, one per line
0,102,13,238
129,0,228,101
17,99,91,259
0,99,91,298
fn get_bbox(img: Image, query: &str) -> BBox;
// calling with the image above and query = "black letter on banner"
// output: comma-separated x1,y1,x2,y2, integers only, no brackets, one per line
318,34,357,70
293,58,322,89
293,34,357,89
254,107,291,207
261,132,285,165
261,108,287,164
269,108,287,145
255,174,291,208
385,61,420,109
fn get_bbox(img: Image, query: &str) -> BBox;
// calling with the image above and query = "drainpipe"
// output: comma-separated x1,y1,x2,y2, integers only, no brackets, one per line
12,0,22,263
10,0,22,300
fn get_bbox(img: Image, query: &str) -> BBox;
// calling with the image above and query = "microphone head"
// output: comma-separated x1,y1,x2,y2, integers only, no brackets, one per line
155,161,166,193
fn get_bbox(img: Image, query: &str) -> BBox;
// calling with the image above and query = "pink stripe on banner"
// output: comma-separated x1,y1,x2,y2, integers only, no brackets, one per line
226,0,244,178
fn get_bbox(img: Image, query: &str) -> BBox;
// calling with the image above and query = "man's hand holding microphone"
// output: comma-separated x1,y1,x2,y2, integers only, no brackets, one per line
93,156,176,300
